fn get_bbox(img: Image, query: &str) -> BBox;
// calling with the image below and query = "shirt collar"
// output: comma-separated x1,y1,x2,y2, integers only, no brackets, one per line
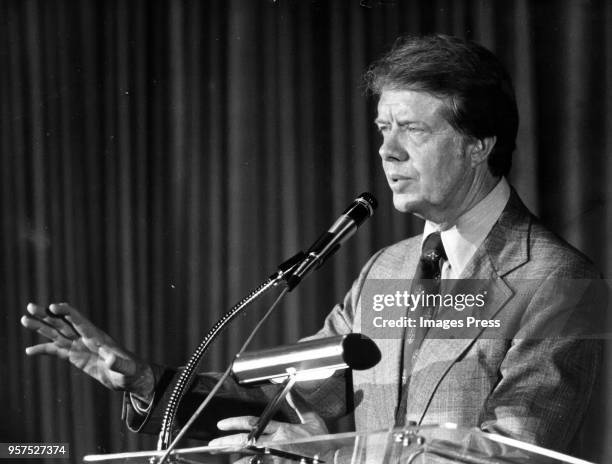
423,177,511,278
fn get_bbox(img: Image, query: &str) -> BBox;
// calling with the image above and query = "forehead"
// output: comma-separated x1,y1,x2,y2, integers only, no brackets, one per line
376,89,448,122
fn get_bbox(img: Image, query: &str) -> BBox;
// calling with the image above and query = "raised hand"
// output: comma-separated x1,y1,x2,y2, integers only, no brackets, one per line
21,302,154,400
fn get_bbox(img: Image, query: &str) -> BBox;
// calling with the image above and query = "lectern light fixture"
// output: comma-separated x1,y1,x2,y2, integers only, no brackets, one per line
231,333,381,386
230,333,381,452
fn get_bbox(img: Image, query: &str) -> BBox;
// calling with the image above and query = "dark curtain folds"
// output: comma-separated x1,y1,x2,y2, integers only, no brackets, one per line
1,0,611,462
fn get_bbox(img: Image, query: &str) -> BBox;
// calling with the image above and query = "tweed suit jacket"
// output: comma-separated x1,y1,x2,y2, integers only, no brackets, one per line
126,189,603,453
299,189,603,452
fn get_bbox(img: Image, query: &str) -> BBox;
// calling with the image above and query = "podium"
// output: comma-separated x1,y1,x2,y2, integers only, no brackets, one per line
83,423,595,463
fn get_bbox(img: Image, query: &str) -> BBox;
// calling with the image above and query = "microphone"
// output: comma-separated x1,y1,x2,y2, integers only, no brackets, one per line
286,192,377,289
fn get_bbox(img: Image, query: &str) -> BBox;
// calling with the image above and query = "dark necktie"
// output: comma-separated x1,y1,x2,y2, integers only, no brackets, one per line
394,231,447,427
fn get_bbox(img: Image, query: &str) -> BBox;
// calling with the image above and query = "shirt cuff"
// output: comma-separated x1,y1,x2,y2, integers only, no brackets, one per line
130,393,154,415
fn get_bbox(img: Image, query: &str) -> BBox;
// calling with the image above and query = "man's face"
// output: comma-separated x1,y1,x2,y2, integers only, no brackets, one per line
376,89,477,223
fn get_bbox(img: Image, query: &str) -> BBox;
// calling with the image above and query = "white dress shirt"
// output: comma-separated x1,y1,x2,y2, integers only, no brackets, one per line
422,178,511,279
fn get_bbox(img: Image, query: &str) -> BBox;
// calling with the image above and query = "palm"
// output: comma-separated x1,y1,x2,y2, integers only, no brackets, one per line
66,337,125,390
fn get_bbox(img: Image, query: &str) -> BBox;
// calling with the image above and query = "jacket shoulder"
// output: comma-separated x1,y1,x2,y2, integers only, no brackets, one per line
489,188,600,279
523,216,600,279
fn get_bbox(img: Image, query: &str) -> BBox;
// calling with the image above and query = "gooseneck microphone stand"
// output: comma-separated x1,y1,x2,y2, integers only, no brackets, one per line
156,193,377,463
156,251,305,457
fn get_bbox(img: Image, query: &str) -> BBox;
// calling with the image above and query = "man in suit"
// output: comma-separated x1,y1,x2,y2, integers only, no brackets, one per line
21,34,604,455
297,34,604,451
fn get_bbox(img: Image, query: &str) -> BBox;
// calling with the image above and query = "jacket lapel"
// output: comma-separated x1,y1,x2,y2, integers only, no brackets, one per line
408,189,532,424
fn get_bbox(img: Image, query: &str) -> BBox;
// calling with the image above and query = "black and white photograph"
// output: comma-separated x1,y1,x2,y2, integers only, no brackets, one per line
1,1,611,463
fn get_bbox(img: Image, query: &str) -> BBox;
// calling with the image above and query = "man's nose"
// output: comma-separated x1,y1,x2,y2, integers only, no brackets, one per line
378,131,408,161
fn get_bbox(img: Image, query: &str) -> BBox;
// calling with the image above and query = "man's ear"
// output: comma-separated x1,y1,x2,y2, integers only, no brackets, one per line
467,136,497,167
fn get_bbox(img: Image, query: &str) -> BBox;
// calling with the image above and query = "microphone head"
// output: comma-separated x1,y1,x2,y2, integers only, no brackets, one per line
345,192,378,226
357,192,378,212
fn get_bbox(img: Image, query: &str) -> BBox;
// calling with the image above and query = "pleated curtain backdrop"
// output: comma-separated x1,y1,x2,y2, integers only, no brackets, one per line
1,0,611,462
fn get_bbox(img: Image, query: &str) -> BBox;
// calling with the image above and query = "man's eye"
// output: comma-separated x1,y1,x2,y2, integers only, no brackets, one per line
376,125,390,133
400,125,424,133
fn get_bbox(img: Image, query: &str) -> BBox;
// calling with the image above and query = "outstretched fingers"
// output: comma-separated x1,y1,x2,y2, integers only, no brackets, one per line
214,416,282,435
24,342,70,360
209,416,267,448
46,303,100,340
45,305,80,339
216,416,260,431
25,303,79,341
21,313,73,346
208,433,250,448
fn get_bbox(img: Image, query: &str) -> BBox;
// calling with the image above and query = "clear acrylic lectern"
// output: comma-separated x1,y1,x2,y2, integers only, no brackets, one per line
83,423,595,464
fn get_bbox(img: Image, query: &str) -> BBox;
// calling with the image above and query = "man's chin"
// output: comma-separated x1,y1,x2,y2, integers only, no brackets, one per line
392,195,422,214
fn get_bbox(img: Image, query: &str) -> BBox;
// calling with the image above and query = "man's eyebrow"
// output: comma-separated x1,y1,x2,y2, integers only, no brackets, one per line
374,117,424,126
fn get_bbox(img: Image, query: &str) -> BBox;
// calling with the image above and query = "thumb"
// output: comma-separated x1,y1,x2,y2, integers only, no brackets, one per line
99,346,135,376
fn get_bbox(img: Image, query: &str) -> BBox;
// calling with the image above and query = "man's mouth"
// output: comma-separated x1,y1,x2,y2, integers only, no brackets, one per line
388,174,413,182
